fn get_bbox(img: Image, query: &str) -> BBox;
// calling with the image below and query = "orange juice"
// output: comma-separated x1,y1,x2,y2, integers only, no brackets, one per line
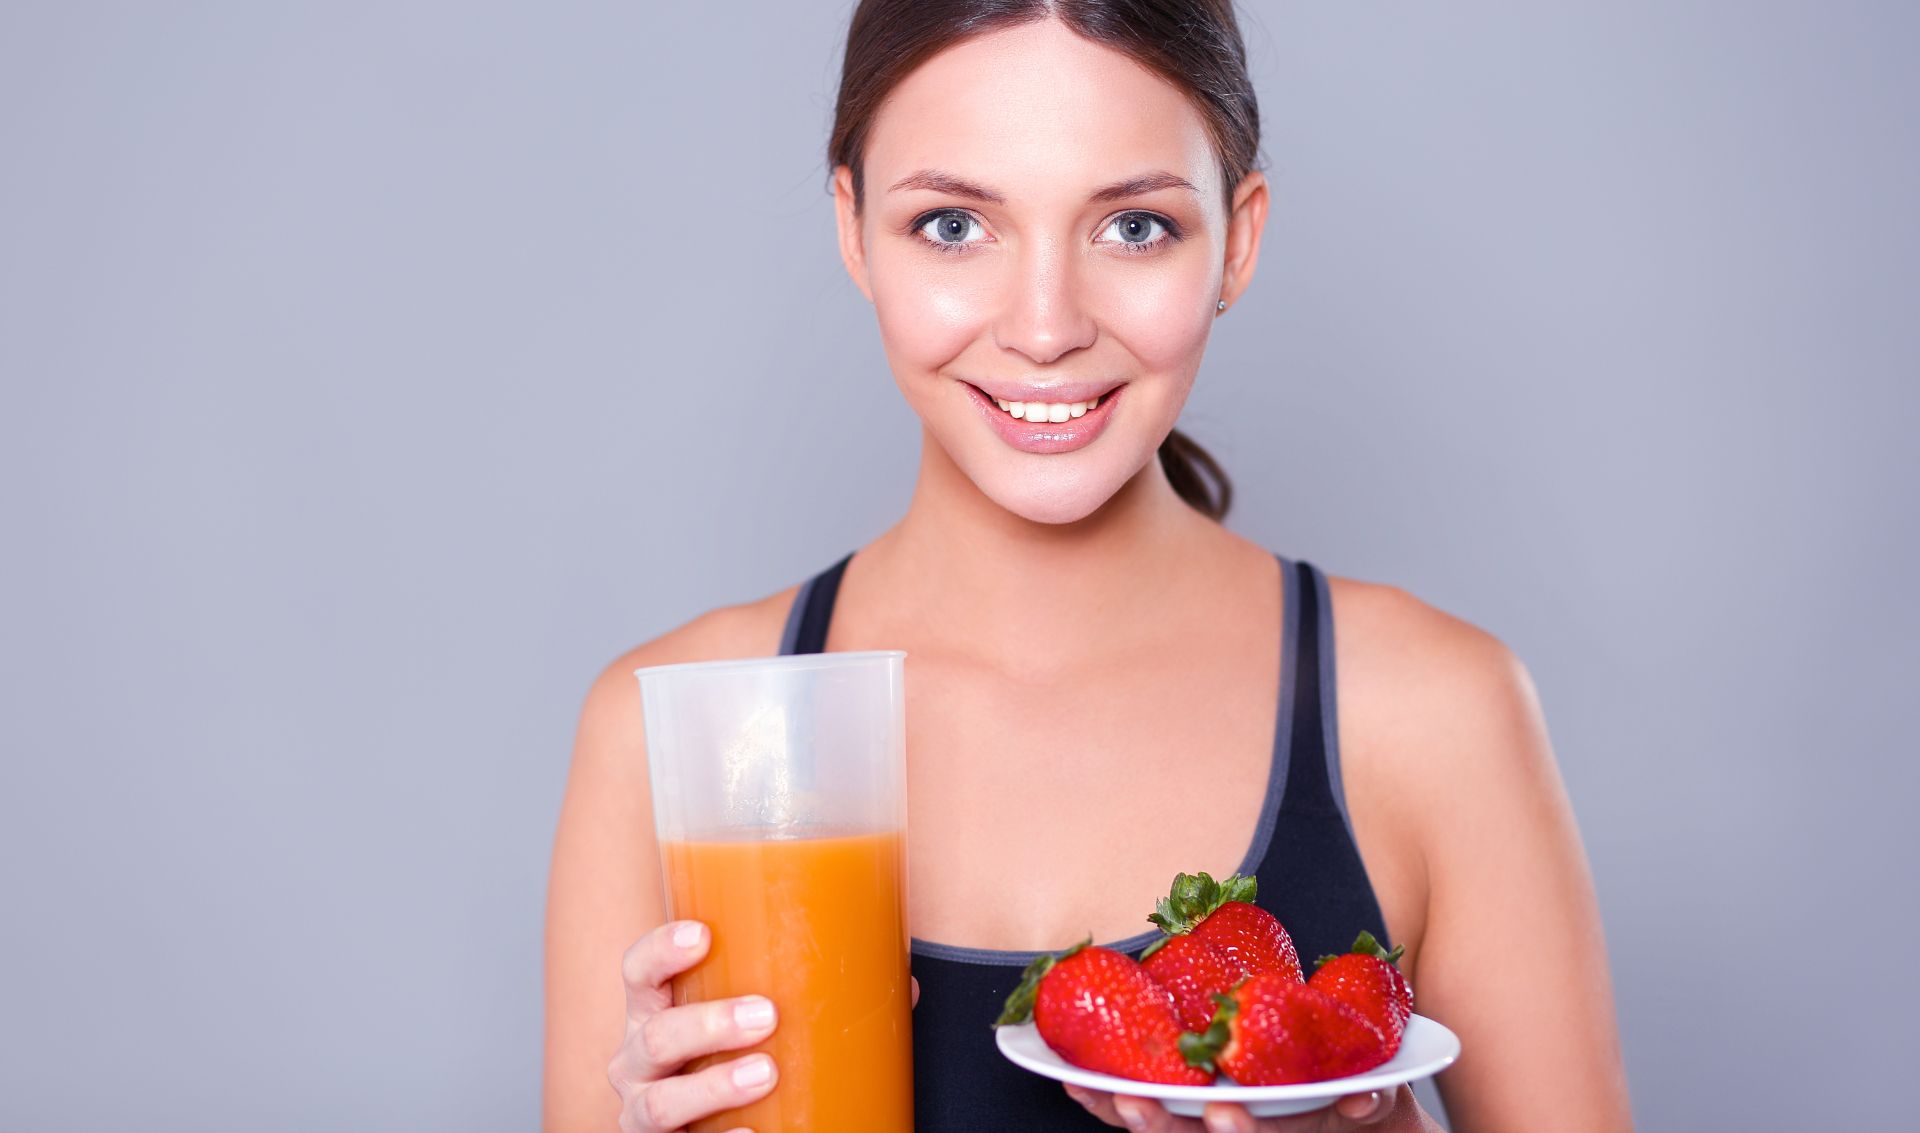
662,828,913,1132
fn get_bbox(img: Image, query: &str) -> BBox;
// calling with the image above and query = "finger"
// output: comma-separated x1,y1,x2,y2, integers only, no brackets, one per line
1334,1088,1389,1123
622,921,709,1017
1064,1085,1127,1127
628,1053,776,1133
633,995,778,1078
1111,1094,1184,1132
911,976,920,1008
1200,1101,1256,1133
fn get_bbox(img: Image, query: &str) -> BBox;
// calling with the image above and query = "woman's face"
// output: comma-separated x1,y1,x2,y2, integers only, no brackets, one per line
834,18,1267,525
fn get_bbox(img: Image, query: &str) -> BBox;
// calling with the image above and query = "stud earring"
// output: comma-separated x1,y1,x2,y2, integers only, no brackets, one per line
1216,299,1228,312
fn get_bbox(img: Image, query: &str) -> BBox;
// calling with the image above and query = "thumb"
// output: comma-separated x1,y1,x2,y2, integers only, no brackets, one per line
1333,1089,1388,1123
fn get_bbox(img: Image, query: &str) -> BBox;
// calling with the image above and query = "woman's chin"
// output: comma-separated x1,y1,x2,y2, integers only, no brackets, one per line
977,476,1122,526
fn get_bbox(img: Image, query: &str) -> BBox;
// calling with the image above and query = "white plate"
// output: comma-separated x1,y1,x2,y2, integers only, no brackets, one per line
995,1013,1460,1118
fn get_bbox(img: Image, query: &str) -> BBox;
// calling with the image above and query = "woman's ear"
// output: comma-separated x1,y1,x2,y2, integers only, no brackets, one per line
832,164,874,303
1218,170,1269,310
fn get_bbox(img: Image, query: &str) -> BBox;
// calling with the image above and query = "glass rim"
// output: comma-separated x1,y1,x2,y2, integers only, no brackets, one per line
633,649,907,683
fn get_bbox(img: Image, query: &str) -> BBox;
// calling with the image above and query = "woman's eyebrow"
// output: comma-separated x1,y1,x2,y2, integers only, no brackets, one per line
886,168,1199,204
888,169,1006,203
1087,171,1199,202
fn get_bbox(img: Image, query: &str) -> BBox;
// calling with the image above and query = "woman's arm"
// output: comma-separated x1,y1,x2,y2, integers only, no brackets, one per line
543,599,790,1132
543,646,663,1132
1338,584,1634,1131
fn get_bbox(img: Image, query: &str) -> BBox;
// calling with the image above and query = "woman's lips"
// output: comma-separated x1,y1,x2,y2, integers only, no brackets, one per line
964,382,1123,455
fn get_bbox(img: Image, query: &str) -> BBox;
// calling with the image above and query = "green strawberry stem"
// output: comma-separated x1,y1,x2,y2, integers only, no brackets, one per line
1313,929,1406,972
1145,871,1259,937
992,936,1091,1027
1177,990,1240,1072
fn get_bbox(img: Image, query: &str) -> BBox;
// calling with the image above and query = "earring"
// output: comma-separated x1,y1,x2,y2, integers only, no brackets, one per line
1216,299,1227,312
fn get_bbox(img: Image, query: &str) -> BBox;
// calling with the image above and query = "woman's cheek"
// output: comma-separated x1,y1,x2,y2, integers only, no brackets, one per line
870,256,989,378
1083,259,1216,376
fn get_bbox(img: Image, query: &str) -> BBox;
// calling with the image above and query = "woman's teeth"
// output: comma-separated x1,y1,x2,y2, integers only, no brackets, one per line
992,396,1099,422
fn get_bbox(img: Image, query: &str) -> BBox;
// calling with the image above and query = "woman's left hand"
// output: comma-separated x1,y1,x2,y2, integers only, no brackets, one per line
1062,1083,1428,1132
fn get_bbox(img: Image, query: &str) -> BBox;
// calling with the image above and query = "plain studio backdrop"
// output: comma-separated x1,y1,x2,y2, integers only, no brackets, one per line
2,2,1915,1130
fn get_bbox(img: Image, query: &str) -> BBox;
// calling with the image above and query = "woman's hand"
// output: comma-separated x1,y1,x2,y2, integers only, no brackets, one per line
605,920,922,1133
1063,1083,1431,1133
605,920,780,1133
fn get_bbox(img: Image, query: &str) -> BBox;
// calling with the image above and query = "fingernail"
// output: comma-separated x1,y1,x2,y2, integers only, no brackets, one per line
731,1054,773,1088
673,921,704,949
1204,1112,1236,1133
733,996,776,1029
1119,1107,1148,1131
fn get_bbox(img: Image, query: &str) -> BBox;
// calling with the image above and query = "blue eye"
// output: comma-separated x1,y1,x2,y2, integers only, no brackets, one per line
1097,211,1176,253
915,210,987,253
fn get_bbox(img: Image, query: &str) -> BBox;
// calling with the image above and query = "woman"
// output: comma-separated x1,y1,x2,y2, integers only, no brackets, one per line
546,2,1632,1130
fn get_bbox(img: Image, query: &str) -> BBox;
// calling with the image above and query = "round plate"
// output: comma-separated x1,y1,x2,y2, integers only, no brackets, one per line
995,1013,1460,1118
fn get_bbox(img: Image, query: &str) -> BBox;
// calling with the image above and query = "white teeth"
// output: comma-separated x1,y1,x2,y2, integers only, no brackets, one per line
996,396,1103,421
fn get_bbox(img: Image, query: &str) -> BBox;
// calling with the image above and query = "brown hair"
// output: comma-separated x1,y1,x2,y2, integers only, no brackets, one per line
828,0,1257,521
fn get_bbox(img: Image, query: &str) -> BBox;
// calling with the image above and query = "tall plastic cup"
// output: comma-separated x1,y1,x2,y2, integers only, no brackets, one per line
635,651,913,1133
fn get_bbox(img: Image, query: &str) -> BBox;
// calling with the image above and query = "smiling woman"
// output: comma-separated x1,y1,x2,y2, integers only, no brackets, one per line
545,3,1634,1132
832,5,1257,525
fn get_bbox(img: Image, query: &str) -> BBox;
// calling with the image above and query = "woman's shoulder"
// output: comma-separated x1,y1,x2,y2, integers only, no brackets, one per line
1323,570,1549,790
575,583,803,739
1320,570,1560,973
1325,572,1529,692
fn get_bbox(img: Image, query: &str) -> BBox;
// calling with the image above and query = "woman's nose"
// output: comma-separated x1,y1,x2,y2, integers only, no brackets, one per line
991,239,1097,365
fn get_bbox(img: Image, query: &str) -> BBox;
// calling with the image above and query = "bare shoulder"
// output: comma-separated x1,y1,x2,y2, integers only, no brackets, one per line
574,584,802,748
1325,574,1547,772
619,583,799,674
1321,573,1562,900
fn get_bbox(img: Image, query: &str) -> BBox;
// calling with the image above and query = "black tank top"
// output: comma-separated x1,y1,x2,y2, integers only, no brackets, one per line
778,552,1390,1131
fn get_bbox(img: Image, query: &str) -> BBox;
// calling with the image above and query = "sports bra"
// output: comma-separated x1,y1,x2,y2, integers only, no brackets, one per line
779,552,1390,1130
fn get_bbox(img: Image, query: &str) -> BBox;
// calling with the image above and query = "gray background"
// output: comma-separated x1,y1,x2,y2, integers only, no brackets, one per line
2,2,1914,1130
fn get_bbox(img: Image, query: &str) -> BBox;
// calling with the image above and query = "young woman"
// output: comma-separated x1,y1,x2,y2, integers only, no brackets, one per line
545,2,1633,1130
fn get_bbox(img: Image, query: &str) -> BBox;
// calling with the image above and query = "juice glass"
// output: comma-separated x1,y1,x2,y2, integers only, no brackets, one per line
636,651,913,1133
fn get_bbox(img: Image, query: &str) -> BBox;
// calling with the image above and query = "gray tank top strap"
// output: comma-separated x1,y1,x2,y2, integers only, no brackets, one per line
1306,561,1358,844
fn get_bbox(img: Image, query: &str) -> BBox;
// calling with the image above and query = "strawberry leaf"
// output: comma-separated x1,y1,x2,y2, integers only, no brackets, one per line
1351,930,1406,967
1147,871,1260,935
992,936,1090,1027
1313,929,1406,973
1177,990,1241,1072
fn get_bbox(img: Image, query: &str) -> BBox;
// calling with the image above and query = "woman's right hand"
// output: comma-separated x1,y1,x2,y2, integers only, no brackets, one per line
606,920,780,1133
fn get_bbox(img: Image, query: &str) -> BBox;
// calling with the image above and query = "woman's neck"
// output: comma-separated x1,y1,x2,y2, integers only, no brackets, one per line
854,428,1233,667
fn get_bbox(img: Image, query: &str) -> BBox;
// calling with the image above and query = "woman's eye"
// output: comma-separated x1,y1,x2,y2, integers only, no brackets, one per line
915,210,986,251
1097,211,1174,252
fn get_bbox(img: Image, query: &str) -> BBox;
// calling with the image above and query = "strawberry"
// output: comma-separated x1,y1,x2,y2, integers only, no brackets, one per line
1178,971,1391,1085
1309,931,1414,1056
1147,871,1303,982
995,939,1211,1086
1140,933,1243,1032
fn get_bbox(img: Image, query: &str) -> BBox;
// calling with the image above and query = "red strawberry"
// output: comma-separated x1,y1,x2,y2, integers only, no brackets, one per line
1309,931,1414,1056
1140,934,1243,1031
995,940,1211,1085
1179,971,1391,1085
1147,872,1303,982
